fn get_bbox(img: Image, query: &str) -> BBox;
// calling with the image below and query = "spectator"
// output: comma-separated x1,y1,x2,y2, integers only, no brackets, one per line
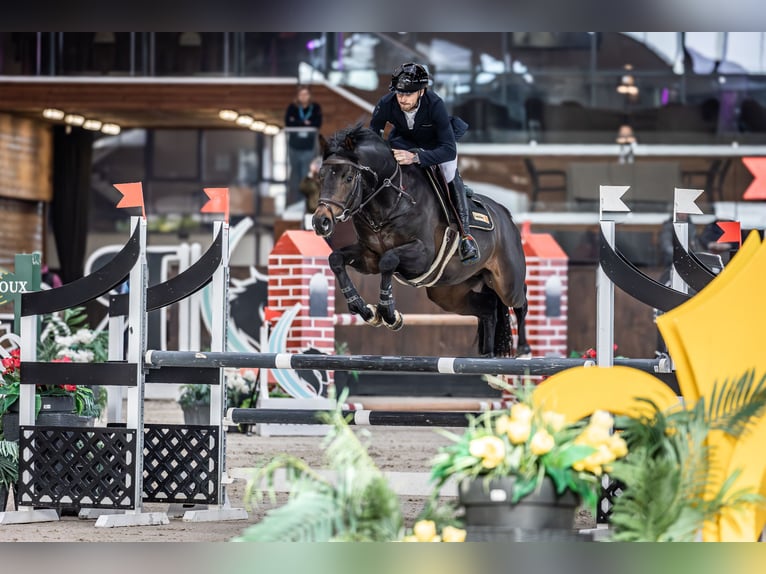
285,85,322,209
299,156,322,214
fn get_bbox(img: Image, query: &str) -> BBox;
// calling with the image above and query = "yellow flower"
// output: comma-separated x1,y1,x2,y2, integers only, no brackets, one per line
441,526,467,542
495,414,511,435
529,429,555,455
510,403,533,424
589,410,614,430
402,535,419,542
608,434,628,458
506,420,531,445
413,520,438,542
468,435,506,469
576,424,611,447
541,410,566,432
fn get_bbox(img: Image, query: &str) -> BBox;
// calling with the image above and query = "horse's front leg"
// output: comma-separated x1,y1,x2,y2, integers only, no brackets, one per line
375,242,430,331
328,247,379,325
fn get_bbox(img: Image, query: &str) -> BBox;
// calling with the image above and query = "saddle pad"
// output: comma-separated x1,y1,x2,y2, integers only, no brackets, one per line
424,167,494,232
468,198,494,232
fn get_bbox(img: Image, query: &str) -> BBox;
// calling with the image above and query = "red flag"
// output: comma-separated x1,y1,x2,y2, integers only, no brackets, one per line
717,221,741,247
201,187,230,223
113,182,145,218
742,157,766,200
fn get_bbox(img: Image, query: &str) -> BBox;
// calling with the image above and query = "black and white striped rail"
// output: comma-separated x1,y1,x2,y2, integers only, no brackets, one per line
145,350,672,376
226,407,476,427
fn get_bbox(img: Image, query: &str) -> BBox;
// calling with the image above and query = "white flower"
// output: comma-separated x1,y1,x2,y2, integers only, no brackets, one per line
57,349,94,363
74,329,97,345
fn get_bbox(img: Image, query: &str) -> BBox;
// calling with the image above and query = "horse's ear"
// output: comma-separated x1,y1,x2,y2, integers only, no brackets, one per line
343,135,355,150
318,134,329,157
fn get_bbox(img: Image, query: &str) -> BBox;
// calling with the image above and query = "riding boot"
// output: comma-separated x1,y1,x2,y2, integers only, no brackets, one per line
449,174,480,264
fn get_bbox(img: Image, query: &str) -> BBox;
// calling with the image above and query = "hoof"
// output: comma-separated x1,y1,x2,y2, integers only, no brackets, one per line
383,310,404,331
363,304,383,327
515,344,532,359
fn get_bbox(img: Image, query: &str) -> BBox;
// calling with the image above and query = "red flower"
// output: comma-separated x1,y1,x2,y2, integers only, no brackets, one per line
581,348,597,359
2,353,20,375
52,356,73,363
61,384,77,392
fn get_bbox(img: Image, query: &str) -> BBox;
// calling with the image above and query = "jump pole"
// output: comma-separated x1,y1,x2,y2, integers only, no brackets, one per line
145,351,671,376
226,407,477,427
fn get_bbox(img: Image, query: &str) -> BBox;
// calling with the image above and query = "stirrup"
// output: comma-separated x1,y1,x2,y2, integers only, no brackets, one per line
459,234,480,264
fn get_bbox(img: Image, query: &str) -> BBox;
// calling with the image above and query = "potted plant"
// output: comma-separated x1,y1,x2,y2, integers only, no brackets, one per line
606,369,766,541
0,306,107,441
177,383,211,426
177,368,257,426
427,386,629,541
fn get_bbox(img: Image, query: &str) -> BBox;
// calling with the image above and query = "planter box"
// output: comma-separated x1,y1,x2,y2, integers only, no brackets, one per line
2,396,94,442
458,477,591,542
181,403,210,426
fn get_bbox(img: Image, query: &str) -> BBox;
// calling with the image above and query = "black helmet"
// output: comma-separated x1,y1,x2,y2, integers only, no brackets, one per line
389,62,429,93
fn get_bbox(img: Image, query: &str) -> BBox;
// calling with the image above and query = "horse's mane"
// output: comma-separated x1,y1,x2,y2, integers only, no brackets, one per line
324,123,384,162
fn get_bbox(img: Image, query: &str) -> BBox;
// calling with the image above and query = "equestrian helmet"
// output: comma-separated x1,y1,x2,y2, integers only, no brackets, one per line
389,62,429,93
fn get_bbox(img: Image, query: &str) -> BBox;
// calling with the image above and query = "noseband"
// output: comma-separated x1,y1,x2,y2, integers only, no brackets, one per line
317,155,414,228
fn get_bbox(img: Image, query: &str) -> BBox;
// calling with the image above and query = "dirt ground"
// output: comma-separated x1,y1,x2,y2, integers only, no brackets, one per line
0,399,596,542
0,399,464,542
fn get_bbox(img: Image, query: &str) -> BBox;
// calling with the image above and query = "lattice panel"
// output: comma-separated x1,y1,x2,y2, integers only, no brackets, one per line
143,424,220,504
18,426,137,509
597,474,625,523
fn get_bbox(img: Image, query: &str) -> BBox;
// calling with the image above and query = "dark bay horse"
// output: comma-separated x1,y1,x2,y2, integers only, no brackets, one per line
311,125,530,358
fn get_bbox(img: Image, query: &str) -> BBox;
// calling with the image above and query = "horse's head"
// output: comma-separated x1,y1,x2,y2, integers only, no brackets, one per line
311,125,393,237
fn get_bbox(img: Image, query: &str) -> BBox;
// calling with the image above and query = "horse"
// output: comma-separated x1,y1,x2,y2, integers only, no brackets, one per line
311,125,530,358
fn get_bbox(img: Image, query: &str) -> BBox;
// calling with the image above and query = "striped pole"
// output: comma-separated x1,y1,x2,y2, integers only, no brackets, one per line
146,350,672,376
226,407,476,427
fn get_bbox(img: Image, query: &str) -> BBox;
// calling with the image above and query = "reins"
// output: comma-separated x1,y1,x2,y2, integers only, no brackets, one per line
319,155,416,230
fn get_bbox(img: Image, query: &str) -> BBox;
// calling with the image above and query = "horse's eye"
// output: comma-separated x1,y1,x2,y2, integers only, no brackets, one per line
345,175,354,183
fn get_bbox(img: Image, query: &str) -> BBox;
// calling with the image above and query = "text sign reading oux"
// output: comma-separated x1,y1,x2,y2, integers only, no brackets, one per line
0,270,30,305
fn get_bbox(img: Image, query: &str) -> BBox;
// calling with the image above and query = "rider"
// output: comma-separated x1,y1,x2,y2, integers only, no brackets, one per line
370,62,479,264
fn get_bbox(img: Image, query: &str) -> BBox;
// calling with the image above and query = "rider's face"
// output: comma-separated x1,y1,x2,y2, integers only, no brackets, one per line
395,89,423,112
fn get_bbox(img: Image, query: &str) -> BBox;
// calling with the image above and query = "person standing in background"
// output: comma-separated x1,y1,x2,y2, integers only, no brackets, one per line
285,85,322,209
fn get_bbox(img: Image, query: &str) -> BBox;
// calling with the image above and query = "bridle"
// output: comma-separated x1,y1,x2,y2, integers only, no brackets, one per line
317,155,415,230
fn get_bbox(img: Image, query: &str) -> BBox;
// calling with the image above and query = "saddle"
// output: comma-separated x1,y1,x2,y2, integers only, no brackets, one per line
423,166,494,232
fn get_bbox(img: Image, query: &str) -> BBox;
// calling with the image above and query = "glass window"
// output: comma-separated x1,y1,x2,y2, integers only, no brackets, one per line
152,129,199,179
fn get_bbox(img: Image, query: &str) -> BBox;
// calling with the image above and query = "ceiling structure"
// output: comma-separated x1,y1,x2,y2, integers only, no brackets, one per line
0,77,374,134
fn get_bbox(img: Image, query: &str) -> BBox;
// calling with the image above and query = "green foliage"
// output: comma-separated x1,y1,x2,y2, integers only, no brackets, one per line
232,390,403,542
177,384,210,408
608,369,766,542
0,439,19,486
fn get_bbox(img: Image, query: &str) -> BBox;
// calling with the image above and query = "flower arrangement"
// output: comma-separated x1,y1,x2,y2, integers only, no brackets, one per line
429,396,628,511
0,306,107,419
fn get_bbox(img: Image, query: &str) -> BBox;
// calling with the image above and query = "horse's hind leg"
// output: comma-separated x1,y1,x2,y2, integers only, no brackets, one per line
375,250,403,330
427,283,498,357
328,248,378,325
513,299,532,358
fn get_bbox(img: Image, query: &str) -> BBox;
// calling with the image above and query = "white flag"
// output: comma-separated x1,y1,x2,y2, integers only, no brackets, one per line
674,188,704,216
600,185,631,213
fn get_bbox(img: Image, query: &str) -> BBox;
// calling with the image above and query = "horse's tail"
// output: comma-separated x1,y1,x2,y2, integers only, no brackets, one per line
494,293,512,357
